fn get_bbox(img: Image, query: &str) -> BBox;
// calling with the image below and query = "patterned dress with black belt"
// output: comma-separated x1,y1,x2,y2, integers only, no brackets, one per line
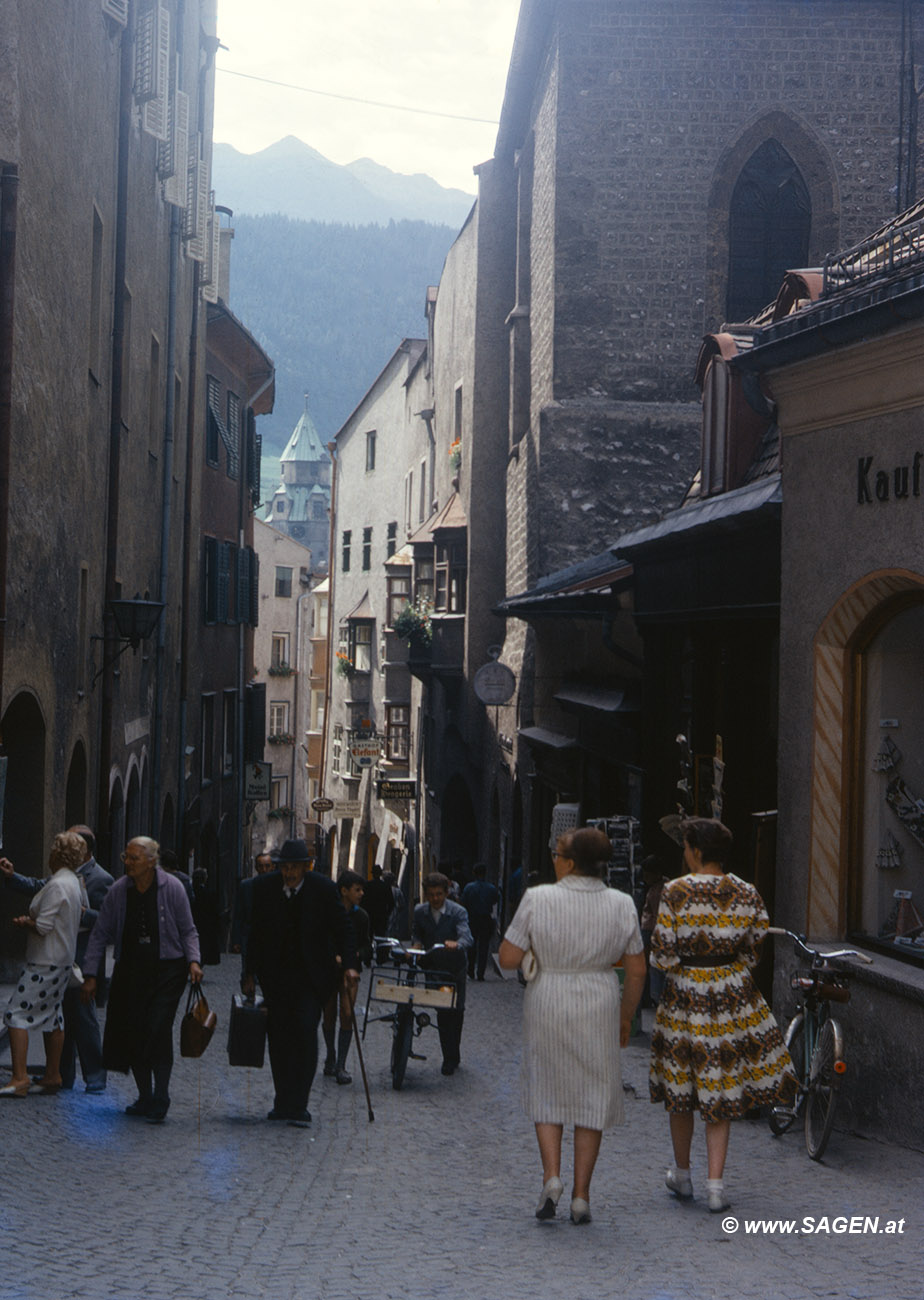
648,872,797,1120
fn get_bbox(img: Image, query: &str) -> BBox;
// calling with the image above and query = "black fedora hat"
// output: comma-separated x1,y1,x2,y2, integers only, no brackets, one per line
277,838,311,863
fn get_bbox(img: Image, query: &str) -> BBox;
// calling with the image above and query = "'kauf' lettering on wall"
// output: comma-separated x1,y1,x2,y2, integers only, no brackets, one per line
857,453,924,504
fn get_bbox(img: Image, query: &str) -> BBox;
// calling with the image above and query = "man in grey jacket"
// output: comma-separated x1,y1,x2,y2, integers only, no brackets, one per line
412,872,473,1076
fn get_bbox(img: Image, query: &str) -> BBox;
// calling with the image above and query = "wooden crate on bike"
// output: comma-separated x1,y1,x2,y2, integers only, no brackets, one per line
371,970,456,1009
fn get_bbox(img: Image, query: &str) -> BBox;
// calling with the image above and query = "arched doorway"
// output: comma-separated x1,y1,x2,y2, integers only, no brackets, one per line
808,569,924,937
65,741,88,828
0,691,46,871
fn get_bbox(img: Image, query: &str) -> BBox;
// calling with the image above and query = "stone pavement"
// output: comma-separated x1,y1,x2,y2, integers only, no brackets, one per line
0,958,920,1300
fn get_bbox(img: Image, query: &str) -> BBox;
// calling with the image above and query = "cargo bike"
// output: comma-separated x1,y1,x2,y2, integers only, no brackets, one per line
362,938,458,1089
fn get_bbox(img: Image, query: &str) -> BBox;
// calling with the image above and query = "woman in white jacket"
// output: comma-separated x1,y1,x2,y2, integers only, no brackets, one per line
1,831,86,1096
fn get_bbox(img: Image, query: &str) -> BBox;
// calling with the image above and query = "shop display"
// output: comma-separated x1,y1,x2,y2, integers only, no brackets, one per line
885,775,924,849
585,815,643,905
873,736,902,772
875,831,904,871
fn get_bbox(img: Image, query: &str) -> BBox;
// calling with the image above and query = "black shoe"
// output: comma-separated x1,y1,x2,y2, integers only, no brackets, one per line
441,1063,456,1076
125,1098,151,1117
335,1068,352,1085
322,1060,337,1077
267,1109,289,1121
287,1110,311,1128
145,1100,169,1125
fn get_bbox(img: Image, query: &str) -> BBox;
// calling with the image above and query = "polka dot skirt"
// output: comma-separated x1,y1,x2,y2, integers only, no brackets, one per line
3,963,70,1032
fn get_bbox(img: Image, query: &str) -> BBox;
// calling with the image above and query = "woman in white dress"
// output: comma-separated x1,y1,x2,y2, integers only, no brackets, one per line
499,827,646,1225
1,831,86,1096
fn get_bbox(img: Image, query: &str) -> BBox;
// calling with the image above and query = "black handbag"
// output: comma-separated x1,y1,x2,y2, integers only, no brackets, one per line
179,983,217,1058
227,992,268,1068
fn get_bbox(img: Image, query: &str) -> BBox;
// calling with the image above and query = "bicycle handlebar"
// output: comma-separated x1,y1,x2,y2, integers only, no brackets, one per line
767,926,874,965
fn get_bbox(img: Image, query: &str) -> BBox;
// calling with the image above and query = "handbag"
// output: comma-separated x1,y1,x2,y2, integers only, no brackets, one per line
227,992,268,1068
180,983,217,1058
67,963,84,990
520,949,539,982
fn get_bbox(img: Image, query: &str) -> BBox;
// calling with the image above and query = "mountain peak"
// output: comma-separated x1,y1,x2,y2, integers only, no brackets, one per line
212,137,474,228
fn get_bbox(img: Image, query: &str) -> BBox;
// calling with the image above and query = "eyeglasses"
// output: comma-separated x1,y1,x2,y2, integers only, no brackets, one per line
551,850,569,861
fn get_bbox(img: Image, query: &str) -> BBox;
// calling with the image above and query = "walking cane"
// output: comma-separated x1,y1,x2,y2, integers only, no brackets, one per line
348,979,375,1123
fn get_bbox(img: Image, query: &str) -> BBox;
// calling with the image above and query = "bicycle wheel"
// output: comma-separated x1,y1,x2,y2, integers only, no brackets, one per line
768,1014,804,1136
804,1018,843,1160
390,1006,414,1090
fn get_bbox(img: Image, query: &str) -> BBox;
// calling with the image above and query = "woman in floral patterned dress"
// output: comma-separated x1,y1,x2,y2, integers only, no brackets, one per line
649,818,796,1212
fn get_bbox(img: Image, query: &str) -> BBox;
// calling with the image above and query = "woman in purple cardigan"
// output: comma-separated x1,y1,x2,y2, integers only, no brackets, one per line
82,837,201,1124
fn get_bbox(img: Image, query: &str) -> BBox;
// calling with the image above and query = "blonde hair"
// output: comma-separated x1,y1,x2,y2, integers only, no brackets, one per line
50,830,87,873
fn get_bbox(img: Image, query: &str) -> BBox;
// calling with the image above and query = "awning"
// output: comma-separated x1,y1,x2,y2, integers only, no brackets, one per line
612,474,781,555
408,492,468,545
518,726,577,750
554,684,641,714
497,550,633,618
342,590,374,621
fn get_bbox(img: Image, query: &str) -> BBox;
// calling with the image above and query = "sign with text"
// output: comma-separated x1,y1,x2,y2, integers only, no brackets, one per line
473,660,516,705
332,800,362,819
349,732,383,767
244,762,271,800
377,778,417,801
311,797,334,812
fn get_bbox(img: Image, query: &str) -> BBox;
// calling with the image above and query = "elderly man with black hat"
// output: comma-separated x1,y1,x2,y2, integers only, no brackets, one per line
242,839,358,1127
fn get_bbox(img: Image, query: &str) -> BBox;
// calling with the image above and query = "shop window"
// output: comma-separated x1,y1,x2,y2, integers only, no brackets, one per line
386,705,410,763
434,538,467,613
387,574,411,627
856,602,924,964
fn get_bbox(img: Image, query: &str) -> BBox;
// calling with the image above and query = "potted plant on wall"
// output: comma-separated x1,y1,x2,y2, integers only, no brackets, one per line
335,651,355,679
393,597,432,651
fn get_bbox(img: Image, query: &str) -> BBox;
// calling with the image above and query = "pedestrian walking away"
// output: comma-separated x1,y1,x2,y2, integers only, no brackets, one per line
461,862,500,981
242,839,359,1127
1,831,88,1098
81,836,202,1124
498,827,646,1225
648,817,797,1213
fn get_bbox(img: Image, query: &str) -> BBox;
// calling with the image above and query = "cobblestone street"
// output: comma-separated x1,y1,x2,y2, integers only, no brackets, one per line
1,958,919,1300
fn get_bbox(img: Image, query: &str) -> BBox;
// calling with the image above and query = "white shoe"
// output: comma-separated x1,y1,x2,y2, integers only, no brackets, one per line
665,1169,693,1200
570,1197,592,1225
535,1176,564,1220
706,1181,730,1213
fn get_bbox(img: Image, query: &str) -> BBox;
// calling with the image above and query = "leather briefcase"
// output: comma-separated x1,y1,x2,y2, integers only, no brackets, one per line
227,992,268,1068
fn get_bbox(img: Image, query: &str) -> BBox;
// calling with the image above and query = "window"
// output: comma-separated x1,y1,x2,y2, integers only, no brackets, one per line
453,383,463,442
269,701,289,737
310,690,325,733
332,724,343,775
434,538,466,613
275,566,292,598
342,728,361,779
726,139,810,323
386,521,397,559
222,691,236,775
386,705,410,763
362,526,372,571
387,574,411,627
405,471,414,534
342,530,351,573
206,375,222,467
271,632,290,668
418,461,427,523
200,694,214,782
415,554,434,607
351,622,373,671
203,537,234,623
365,429,376,471
271,775,289,810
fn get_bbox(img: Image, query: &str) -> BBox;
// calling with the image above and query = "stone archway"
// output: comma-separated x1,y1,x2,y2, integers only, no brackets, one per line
808,569,924,936
0,691,46,871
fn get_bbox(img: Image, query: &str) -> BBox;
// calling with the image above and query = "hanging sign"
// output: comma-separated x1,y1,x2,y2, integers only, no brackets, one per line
473,660,516,705
244,762,271,800
350,732,383,767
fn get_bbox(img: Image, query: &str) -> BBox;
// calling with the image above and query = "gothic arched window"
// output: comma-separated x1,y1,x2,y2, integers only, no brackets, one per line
726,140,811,322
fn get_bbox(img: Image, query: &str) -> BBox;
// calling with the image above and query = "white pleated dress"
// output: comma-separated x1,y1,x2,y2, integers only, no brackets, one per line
504,876,644,1130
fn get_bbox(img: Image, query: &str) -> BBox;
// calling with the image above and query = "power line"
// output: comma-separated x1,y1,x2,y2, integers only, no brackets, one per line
217,66,500,126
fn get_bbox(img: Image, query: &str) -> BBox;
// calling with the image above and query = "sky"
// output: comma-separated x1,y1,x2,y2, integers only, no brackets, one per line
213,0,523,194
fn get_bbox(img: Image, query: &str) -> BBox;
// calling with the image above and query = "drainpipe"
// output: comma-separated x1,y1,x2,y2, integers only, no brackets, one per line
293,586,310,838
176,257,200,863
96,21,134,858
318,442,337,800
0,166,18,727
150,204,181,836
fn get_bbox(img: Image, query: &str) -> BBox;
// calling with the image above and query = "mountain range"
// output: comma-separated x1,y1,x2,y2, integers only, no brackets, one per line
212,136,475,227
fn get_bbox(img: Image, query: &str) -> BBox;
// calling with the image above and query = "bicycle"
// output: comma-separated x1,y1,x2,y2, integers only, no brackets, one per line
766,927,873,1160
362,939,457,1090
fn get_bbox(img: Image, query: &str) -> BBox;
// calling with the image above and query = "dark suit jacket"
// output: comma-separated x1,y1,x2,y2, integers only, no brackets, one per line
412,898,474,952
245,871,357,1005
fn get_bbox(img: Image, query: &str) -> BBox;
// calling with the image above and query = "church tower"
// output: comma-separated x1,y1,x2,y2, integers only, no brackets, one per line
267,394,331,567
